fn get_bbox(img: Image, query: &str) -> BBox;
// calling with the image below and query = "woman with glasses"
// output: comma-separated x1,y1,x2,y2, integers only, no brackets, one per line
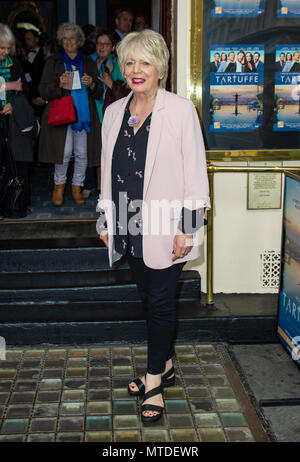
38,22,103,206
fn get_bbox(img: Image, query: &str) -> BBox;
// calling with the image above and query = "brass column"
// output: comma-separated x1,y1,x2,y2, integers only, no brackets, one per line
206,164,214,305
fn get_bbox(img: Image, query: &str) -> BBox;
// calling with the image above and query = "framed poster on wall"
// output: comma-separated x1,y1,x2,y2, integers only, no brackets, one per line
277,171,300,366
190,0,300,160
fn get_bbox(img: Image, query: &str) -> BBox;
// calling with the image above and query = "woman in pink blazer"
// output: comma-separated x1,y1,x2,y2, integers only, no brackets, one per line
97,30,210,424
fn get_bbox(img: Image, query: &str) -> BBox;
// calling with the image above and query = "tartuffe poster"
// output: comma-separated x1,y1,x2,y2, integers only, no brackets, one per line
211,0,265,17
209,45,264,132
277,0,300,17
277,174,300,366
274,45,300,132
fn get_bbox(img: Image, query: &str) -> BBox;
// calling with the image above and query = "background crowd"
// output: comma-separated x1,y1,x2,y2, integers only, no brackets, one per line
0,8,148,217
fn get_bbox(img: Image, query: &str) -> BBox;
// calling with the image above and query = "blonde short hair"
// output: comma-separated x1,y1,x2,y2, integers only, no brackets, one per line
117,29,169,89
0,23,16,55
57,22,85,48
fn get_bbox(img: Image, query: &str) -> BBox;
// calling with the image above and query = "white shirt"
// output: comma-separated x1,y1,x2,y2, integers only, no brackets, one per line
27,47,40,64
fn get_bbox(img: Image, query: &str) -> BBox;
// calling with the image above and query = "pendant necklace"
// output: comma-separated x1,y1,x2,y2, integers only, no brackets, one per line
128,114,141,127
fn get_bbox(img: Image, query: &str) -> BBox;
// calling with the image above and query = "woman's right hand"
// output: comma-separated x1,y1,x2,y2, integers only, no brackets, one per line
100,231,109,248
59,71,73,89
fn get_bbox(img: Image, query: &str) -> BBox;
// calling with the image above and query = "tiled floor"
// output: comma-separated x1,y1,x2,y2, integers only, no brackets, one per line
0,343,267,442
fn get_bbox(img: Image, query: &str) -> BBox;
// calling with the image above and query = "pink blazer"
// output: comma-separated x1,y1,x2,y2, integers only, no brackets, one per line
98,88,211,269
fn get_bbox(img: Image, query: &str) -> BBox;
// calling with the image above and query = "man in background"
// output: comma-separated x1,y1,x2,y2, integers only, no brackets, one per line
134,15,148,31
112,9,134,43
24,29,45,118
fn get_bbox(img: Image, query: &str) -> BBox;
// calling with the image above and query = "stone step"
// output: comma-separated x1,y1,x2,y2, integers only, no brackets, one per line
0,299,203,323
0,272,200,301
0,268,199,291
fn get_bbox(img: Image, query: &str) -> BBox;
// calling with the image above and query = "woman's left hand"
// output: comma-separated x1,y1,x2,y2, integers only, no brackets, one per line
172,231,193,261
81,73,94,90
0,103,13,115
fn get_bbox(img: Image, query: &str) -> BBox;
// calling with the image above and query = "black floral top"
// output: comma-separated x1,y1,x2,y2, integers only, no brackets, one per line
111,96,152,258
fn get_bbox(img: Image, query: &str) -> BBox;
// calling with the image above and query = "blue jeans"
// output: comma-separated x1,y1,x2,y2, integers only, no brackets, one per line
54,126,87,186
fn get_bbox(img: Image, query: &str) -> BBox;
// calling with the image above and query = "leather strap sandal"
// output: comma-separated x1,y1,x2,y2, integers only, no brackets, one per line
128,375,146,396
162,366,175,388
141,384,164,424
128,367,175,397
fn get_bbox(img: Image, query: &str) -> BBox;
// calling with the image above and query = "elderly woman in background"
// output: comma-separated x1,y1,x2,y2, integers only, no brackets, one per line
0,24,26,129
0,24,37,215
38,22,103,206
82,28,130,198
97,30,210,423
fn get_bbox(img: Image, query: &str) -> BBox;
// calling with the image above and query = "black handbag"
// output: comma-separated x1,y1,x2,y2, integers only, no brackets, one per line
0,116,28,218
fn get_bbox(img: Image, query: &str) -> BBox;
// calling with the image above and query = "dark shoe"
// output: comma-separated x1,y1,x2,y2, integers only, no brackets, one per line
128,375,145,397
128,367,175,397
141,383,164,424
81,188,96,199
162,366,175,388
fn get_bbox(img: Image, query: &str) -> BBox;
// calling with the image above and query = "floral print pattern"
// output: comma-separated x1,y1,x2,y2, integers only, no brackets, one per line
111,96,152,257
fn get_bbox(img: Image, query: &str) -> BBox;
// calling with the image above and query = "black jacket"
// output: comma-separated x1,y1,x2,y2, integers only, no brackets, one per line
4,58,38,163
8,93,39,163
26,48,45,99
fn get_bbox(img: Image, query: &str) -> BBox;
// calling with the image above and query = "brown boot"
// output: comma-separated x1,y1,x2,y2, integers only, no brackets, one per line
72,185,85,205
52,184,65,206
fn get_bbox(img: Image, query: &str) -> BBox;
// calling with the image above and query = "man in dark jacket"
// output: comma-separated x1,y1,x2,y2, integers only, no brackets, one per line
24,29,46,117
112,9,134,43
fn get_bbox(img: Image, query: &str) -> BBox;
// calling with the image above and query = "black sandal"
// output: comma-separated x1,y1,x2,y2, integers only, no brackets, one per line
141,383,164,424
162,366,175,388
128,375,146,396
128,367,175,397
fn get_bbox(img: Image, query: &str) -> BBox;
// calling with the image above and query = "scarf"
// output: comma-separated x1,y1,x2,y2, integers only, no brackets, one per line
59,48,91,133
90,51,125,123
0,55,13,107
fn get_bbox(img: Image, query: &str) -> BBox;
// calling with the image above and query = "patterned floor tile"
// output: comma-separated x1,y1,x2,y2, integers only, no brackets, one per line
27,433,55,442
56,432,84,442
30,417,57,433
143,429,169,442
1,418,29,434
198,428,226,442
114,415,139,429
224,427,255,442
85,431,112,442
170,428,198,442
115,430,141,442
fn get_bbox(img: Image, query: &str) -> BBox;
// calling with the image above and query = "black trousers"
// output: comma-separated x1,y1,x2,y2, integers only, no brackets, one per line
127,255,185,375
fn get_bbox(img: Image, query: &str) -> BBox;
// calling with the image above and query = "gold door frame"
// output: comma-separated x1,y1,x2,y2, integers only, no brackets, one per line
7,1,47,35
190,0,300,162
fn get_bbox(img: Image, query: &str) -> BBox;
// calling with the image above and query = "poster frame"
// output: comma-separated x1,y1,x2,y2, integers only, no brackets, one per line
190,0,300,161
276,171,300,366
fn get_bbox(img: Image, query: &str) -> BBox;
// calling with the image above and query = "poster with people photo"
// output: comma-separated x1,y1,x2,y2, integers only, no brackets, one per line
277,0,300,17
209,45,264,132
274,45,300,132
211,0,265,17
277,173,300,367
